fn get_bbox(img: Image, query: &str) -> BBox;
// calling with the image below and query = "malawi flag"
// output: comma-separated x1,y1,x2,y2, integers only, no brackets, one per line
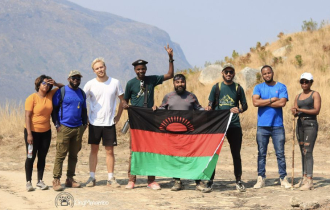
128,106,232,180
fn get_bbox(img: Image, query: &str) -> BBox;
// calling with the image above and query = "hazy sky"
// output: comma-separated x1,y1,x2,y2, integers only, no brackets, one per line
68,0,329,68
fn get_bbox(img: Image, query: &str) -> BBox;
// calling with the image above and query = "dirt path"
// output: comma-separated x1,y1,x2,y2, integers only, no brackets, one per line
1,133,330,210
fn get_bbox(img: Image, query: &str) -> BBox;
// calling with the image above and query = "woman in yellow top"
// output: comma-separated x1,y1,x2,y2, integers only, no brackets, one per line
25,75,63,191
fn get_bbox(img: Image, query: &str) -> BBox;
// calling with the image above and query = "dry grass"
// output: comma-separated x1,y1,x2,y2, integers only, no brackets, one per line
2,25,330,142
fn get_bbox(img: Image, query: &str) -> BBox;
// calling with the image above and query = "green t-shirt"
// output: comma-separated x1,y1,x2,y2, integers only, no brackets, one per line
124,75,164,108
208,82,247,127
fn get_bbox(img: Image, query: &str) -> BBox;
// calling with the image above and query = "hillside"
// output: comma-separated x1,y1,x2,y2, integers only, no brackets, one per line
0,0,191,101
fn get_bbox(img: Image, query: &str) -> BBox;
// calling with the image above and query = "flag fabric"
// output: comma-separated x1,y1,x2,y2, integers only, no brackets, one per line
128,106,232,180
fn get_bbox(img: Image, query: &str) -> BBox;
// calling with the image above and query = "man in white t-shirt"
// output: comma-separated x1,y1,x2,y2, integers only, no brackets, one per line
83,57,124,187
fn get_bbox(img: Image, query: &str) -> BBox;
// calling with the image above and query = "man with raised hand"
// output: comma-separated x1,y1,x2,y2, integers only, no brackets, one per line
206,63,248,192
252,65,291,189
122,44,174,190
156,73,211,193
52,70,87,191
83,57,124,188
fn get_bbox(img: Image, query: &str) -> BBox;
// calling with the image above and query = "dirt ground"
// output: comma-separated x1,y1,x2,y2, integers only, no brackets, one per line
1,130,330,210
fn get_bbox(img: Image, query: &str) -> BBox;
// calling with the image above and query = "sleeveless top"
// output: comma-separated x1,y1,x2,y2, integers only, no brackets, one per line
297,91,315,118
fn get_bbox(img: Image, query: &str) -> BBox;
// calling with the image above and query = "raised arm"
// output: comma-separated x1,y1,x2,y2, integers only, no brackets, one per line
163,44,174,81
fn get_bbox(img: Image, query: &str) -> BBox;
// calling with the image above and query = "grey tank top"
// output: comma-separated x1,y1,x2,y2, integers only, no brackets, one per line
297,91,315,117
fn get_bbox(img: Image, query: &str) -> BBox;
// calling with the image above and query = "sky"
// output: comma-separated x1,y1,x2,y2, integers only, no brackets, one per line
68,0,330,68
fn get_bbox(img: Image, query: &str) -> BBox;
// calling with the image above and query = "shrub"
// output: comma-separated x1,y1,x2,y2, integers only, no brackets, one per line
232,50,239,59
295,55,303,67
277,32,284,38
302,18,318,32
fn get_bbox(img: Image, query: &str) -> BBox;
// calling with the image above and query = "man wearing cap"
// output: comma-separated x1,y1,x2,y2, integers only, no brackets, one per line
52,70,88,191
122,44,174,190
83,57,124,188
205,63,248,192
252,65,291,189
154,73,211,193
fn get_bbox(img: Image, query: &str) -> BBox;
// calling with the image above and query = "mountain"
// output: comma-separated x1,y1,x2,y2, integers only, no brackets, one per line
0,0,191,101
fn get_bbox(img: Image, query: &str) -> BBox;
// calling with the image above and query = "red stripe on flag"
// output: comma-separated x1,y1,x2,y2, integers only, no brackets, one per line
130,129,225,157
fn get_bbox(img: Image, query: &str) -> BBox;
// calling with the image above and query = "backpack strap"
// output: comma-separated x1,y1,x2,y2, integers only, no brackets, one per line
212,82,220,110
143,84,148,108
60,87,65,120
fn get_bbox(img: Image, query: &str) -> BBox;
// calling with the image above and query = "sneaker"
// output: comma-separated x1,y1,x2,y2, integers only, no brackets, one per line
65,177,81,188
253,176,265,189
26,181,34,192
107,177,121,188
125,181,135,189
299,178,314,191
294,177,307,188
206,180,213,189
171,180,184,191
85,177,96,187
147,181,161,190
196,181,212,193
52,178,64,191
236,181,246,192
280,176,292,189
36,180,49,190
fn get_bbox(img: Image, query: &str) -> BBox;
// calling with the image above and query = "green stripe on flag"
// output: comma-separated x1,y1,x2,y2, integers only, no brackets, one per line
131,152,219,180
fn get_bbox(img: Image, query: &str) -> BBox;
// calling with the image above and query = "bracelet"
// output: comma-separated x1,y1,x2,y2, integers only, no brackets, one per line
169,59,175,63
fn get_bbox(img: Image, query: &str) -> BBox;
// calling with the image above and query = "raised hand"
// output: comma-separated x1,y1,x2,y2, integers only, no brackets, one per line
164,44,173,59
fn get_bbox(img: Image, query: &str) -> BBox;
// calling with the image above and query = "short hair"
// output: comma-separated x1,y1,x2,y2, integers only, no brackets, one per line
173,74,186,82
91,57,106,70
35,75,53,93
260,65,273,72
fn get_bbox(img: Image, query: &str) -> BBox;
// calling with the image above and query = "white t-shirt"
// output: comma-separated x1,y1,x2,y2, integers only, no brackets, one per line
83,77,124,126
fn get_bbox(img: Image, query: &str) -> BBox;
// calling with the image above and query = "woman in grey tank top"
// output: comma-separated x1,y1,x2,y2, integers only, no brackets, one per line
291,72,321,191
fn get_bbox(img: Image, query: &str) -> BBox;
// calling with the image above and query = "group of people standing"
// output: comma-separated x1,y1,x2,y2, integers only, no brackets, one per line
24,45,321,193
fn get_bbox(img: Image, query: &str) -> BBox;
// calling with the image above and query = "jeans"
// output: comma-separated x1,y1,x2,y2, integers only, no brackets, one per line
256,126,287,179
296,119,318,177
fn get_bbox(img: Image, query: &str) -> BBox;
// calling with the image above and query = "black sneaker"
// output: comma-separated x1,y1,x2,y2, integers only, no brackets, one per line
236,181,246,192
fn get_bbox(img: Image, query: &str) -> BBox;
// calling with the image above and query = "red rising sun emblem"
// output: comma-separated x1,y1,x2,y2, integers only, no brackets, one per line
159,116,194,132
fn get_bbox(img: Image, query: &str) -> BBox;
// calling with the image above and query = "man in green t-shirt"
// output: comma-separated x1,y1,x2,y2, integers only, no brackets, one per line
123,45,174,190
205,63,248,192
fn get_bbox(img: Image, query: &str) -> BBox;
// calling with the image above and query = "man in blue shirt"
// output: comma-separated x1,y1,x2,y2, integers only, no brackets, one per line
252,65,291,189
52,70,87,191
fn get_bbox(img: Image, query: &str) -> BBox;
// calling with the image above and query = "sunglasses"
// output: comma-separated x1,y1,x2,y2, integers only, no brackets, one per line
224,70,234,75
41,81,51,87
300,80,310,84
70,76,81,81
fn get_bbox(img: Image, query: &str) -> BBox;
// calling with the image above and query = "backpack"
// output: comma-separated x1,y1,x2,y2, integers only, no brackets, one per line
211,82,241,110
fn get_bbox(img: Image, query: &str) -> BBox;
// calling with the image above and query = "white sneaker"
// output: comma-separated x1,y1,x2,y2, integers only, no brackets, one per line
280,176,292,189
253,176,265,189
26,181,35,192
85,177,96,187
36,180,49,190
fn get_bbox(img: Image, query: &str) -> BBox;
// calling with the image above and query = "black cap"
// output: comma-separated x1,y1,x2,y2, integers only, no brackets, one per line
132,59,148,67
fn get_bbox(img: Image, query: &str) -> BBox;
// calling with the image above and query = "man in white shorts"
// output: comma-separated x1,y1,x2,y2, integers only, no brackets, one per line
83,57,124,187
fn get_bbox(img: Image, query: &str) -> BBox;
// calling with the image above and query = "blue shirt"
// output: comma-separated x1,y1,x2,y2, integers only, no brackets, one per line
53,85,87,128
253,82,288,127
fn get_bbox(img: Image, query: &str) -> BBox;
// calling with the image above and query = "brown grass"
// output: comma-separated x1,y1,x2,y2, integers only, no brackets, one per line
2,25,330,142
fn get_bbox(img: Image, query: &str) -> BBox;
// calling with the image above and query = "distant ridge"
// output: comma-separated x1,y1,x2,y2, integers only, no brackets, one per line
0,0,191,101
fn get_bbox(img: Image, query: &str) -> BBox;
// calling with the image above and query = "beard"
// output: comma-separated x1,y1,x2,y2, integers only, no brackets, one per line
69,81,80,89
175,85,186,95
264,77,274,84
222,75,234,83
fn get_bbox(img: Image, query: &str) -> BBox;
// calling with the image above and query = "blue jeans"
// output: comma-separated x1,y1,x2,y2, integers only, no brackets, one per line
256,126,287,179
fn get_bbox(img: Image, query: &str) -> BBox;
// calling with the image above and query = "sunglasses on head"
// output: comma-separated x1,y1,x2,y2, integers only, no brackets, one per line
70,76,81,81
300,80,310,84
224,70,234,75
41,81,51,86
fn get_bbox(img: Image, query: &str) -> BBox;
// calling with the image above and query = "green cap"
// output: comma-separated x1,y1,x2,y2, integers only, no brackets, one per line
68,70,82,78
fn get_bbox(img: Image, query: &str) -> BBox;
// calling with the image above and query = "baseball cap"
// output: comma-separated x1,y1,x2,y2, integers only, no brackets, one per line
68,70,83,78
222,63,235,71
300,72,313,80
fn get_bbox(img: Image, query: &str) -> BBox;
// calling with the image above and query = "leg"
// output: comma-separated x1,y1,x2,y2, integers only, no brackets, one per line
296,119,306,176
37,130,51,181
302,120,318,178
88,124,103,174
271,127,287,179
89,144,99,173
67,125,84,178
24,129,38,182
105,146,115,173
53,126,70,179
256,127,270,178
226,127,243,181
